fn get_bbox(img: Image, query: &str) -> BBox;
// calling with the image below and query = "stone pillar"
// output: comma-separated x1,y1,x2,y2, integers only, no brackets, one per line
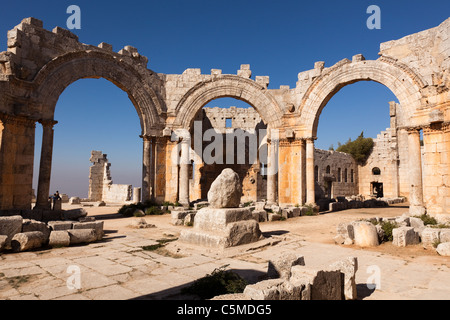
306,137,316,205
267,138,278,205
133,187,141,203
35,120,58,210
141,135,153,203
178,135,191,206
299,139,307,205
407,128,425,215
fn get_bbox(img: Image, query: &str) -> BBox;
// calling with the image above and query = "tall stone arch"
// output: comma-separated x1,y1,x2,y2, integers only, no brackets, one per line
298,57,429,214
31,50,165,135
172,75,284,130
299,57,427,137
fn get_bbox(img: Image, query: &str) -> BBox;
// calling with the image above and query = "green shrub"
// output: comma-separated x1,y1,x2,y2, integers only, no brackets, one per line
181,265,247,299
336,131,374,164
304,204,317,216
145,206,163,215
380,220,398,242
417,214,438,226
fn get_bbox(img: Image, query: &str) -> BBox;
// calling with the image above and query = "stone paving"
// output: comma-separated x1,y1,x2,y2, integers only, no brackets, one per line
1,209,450,300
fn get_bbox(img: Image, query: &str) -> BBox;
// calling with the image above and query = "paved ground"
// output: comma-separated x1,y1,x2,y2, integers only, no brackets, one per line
1,203,449,300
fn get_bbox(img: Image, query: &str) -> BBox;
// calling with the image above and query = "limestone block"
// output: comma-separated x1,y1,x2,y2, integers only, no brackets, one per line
328,257,358,300
22,219,51,241
243,279,284,300
48,231,70,247
225,220,262,247
267,252,305,279
171,210,192,226
62,208,88,221
421,228,441,248
436,242,450,256
11,231,45,252
393,227,420,247
47,221,73,231
252,210,268,222
67,229,97,245
207,168,242,208
268,213,281,221
440,229,450,243
290,266,343,300
409,217,425,235
193,207,252,232
69,197,81,205
0,215,23,248
0,235,7,251
184,213,195,226
352,221,379,247
72,221,104,241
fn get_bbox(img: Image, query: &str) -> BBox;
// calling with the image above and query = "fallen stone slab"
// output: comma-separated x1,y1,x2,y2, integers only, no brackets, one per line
243,278,285,300
328,257,358,300
48,230,70,247
11,231,46,252
436,242,450,256
267,252,305,279
0,215,23,248
62,208,88,221
393,227,420,247
47,221,74,231
22,219,51,242
72,221,104,241
67,229,97,245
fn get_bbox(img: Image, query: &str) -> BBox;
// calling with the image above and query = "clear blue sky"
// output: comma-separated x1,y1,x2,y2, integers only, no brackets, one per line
1,0,448,198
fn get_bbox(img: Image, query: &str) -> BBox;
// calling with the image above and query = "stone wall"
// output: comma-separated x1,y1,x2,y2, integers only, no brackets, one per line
314,149,358,200
88,151,132,203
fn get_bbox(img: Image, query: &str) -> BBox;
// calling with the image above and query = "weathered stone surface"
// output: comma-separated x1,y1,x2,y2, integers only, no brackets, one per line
210,293,248,300
290,266,343,300
267,252,305,279
69,197,81,205
207,169,242,208
171,210,192,226
436,242,450,256
409,217,425,235
72,221,104,241
352,221,379,247
0,235,7,251
63,208,88,220
11,231,45,252
393,227,420,247
67,229,97,245
328,257,358,300
243,279,284,300
22,219,51,241
48,230,70,247
440,230,450,243
0,215,23,248
47,221,73,231
421,228,441,249
179,207,262,248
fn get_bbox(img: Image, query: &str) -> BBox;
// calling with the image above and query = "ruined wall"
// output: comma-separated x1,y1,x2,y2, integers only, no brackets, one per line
88,151,132,203
314,149,358,199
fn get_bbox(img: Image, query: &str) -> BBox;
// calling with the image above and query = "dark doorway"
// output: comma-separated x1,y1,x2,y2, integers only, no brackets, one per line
371,182,383,198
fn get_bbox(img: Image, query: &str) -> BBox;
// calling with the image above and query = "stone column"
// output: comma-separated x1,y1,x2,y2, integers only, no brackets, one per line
407,128,425,215
306,137,316,205
178,134,191,206
299,139,307,205
267,138,278,205
35,120,58,210
141,135,153,203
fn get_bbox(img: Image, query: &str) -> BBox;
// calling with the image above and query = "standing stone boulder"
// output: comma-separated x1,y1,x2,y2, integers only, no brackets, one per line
392,227,420,247
328,257,358,300
352,221,379,247
0,215,23,248
436,242,450,256
207,169,242,208
11,231,46,252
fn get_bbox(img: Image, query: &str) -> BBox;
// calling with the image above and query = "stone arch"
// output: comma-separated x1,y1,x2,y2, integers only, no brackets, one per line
300,58,427,137
31,50,165,135
173,75,284,129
